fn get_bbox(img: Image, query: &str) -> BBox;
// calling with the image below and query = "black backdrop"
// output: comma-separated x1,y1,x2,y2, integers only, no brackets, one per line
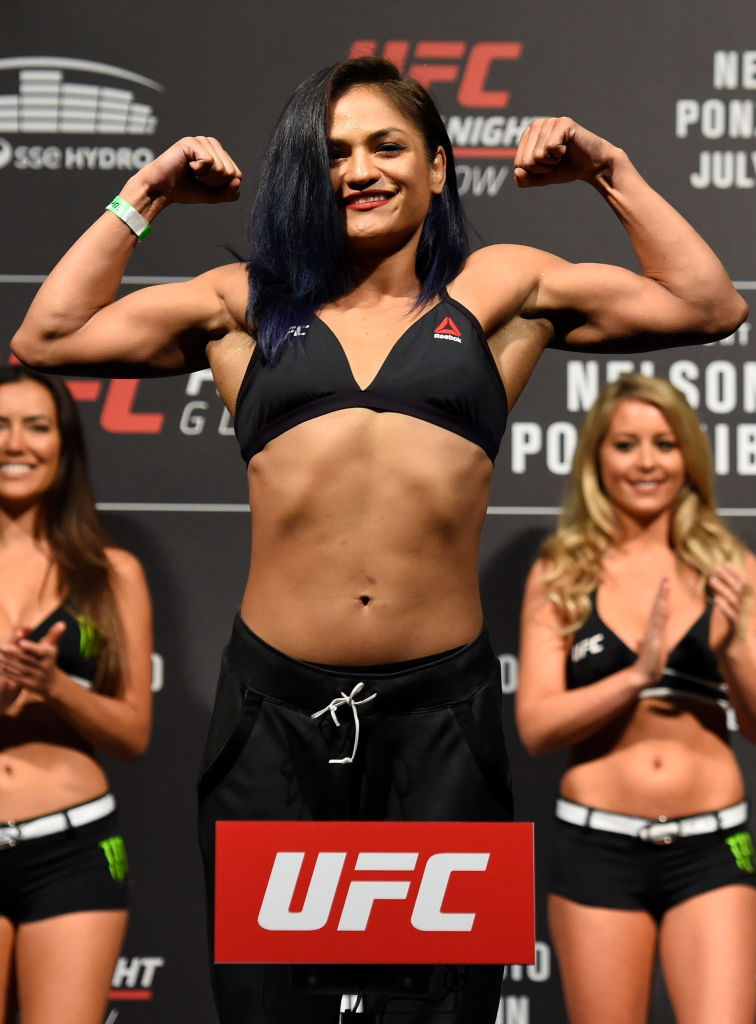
2,2,756,1020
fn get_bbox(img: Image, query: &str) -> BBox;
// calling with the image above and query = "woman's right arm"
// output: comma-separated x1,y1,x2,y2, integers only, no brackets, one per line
11,137,243,376
515,561,669,756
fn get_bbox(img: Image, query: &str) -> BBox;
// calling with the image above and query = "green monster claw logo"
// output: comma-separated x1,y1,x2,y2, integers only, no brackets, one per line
77,614,102,659
725,831,755,874
99,835,129,882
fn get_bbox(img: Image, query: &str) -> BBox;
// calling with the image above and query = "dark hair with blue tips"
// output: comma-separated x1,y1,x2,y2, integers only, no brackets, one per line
245,56,468,362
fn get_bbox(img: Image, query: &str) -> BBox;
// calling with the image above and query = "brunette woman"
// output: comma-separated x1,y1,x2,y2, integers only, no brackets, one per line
11,57,746,1024
517,374,756,1024
0,367,153,1024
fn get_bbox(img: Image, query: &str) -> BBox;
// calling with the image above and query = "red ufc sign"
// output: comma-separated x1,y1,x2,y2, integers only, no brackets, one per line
215,821,534,964
349,40,523,108
8,353,164,433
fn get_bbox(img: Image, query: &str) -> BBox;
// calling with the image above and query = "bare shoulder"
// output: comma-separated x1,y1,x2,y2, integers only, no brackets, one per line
105,547,149,591
198,261,250,331
459,244,566,281
450,244,568,330
523,557,552,596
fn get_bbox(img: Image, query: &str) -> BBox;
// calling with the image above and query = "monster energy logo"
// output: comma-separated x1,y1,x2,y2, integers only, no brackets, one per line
99,835,128,882
77,614,102,659
725,831,755,873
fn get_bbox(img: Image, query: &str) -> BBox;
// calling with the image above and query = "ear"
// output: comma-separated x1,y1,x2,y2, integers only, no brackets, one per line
430,145,446,195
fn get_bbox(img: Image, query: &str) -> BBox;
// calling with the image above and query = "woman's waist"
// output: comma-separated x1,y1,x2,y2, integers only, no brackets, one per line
0,742,108,821
562,738,744,818
222,612,498,715
240,574,484,664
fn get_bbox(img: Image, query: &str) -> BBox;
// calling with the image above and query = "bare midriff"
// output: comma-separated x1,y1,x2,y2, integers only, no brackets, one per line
240,408,493,664
0,694,108,822
562,699,743,818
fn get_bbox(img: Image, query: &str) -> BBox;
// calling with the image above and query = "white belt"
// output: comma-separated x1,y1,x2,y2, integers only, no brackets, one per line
556,796,749,844
0,792,116,849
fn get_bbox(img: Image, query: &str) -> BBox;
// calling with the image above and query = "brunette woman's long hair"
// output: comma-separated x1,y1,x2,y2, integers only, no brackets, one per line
246,56,469,362
0,366,121,693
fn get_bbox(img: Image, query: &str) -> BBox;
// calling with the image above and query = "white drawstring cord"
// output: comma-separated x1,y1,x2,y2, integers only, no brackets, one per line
311,682,377,764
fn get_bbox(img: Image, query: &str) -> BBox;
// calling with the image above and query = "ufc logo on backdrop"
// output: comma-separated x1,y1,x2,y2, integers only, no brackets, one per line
8,353,164,433
67,379,164,433
349,40,523,108
215,821,534,964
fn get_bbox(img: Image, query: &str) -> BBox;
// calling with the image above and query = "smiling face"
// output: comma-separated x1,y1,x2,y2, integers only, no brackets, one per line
328,85,446,251
597,398,687,528
0,378,61,511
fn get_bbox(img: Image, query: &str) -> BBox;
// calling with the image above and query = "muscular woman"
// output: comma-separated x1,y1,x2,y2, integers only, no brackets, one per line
11,57,746,1024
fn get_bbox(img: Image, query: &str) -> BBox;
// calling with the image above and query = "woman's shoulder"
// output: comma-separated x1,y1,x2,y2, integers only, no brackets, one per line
104,546,148,588
198,261,250,330
449,244,569,329
523,556,554,594
456,243,566,278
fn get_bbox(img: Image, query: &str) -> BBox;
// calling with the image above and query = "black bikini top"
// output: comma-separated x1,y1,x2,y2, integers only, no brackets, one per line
28,605,101,688
234,290,509,463
566,592,728,709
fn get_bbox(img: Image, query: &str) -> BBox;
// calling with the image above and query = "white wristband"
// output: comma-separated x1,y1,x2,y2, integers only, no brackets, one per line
105,195,152,240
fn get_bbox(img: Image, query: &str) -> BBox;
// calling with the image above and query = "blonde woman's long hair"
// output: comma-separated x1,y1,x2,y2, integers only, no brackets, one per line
541,374,744,630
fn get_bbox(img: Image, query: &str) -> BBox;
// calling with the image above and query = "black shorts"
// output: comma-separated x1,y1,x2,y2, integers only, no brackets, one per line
0,807,129,925
197,614,513,1024
550,812,756,919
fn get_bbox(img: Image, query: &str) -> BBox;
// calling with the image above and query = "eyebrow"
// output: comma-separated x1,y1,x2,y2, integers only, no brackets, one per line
610,431,677,439
329,127,409,144
0,414,54,423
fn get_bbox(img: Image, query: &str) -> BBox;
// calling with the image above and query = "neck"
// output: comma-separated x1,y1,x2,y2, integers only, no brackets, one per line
0,501,45,546
610,507,673,552
344,229,424,300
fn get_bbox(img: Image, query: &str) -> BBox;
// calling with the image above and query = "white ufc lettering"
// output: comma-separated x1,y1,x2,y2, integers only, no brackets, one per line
570,633,604,663
257,851,489,932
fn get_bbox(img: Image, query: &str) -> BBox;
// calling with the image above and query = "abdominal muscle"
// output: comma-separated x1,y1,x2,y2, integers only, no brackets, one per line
240,409,493,664
0,687,108,823
561,700,744,818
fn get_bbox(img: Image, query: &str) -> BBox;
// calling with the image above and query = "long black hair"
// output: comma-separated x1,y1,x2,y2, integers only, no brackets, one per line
0,366,121,694
246,57,469,362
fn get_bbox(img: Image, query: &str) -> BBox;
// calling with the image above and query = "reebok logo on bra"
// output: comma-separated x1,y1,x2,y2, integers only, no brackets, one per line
433,316,463,343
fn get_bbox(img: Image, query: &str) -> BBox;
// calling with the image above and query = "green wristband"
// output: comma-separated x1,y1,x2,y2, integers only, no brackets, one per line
105,195,152,241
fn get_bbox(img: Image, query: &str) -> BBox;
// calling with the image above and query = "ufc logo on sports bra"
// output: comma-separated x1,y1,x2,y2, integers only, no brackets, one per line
214,821,534,964
571,633,605,663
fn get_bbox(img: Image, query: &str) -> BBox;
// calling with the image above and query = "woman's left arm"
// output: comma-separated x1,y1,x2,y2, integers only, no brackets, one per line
710,553,756,743
0,548,153,761
513,118,748,348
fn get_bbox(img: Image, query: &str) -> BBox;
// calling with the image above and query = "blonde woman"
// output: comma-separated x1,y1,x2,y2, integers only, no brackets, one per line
517,374,756,1024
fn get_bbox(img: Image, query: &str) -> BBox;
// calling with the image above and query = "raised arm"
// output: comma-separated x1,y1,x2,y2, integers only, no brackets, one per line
11,137,244,376
481,118,747,352
516,562,669,756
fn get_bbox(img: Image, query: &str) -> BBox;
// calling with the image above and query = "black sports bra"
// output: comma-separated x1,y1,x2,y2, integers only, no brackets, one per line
566,592,729,710
234,290,509,463
28,605,101,688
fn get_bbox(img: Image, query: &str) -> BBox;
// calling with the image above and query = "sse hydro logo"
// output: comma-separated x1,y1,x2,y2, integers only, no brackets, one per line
349,40,543,198
0,56,162,172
